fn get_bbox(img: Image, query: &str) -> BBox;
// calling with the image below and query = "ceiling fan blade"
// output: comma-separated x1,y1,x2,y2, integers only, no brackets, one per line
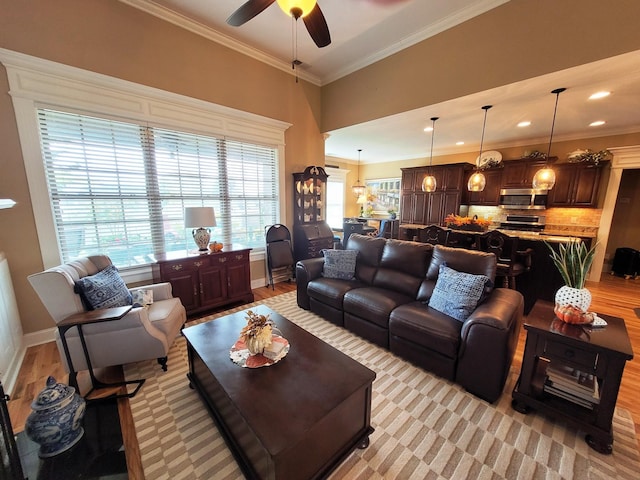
227,0,276,27
303,3,331,48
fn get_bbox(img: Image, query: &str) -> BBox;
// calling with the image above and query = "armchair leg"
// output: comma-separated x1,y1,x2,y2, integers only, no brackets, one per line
158,356,168,371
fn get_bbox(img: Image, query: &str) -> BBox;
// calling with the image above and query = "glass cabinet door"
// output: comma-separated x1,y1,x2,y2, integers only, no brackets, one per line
293,166,328,224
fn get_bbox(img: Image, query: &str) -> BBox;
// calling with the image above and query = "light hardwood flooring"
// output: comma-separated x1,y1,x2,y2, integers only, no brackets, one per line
7,275,640,476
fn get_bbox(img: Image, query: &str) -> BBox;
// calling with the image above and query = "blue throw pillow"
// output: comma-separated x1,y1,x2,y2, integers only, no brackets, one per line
321,249,358,280
74,265,132,310
428,264,490,321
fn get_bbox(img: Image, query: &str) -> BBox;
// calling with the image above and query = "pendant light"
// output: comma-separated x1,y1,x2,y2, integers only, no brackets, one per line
352,149,366,197
468,105,492,192
421,117,439,192
532,88,566,190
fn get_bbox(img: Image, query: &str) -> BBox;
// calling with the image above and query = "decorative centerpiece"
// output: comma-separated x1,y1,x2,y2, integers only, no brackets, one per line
546,239,598,324
444,214,491,232
230,310,290,368
568,149,611,165
240,310,273,355
25,376,86,458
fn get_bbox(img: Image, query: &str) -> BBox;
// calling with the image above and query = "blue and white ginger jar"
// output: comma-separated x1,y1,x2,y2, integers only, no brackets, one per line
25,376,86,458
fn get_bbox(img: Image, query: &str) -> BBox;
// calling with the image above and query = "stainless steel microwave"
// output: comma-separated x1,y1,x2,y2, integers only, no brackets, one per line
499,188,549,209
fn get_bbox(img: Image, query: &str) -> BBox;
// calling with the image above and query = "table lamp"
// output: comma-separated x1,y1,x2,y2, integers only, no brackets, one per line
184,207,216,251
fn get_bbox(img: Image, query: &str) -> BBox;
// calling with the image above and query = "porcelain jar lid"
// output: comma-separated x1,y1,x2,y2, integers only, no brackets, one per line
31,376,77,411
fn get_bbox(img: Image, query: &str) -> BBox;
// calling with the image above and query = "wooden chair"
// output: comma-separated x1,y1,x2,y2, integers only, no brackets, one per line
475,230,533,289
417,225,450,245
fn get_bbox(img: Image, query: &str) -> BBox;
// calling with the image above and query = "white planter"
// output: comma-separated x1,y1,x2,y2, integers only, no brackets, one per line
555,285,592,313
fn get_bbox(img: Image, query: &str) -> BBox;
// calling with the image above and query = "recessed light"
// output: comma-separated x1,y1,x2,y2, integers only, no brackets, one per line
424,126,433,132
456,141,464,146
589,120,606,127
517,121,531,127
589,91,610,100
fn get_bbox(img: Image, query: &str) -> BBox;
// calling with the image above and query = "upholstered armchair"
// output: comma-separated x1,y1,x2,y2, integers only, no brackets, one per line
28,255,186,391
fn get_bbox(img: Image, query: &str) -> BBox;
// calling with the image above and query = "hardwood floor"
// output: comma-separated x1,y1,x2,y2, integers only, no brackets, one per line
7,275,639,476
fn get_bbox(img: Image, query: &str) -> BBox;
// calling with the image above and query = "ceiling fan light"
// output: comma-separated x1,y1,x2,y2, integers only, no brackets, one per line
422,175,437,192
532,167,556,190
467,172,486,192
276,0,317,17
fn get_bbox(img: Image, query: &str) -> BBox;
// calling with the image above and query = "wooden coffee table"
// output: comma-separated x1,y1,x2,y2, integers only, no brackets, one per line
183,305,376,480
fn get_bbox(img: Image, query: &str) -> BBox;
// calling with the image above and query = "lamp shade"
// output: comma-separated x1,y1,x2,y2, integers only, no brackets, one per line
467,172,487,192
184,207,216,228
532,167,557,190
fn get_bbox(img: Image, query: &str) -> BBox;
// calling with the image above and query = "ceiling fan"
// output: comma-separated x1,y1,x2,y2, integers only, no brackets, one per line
227,0,331,48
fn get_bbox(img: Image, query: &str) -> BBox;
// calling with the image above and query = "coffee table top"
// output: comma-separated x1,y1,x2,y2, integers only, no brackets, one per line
526,301,633,358
182,305,376,452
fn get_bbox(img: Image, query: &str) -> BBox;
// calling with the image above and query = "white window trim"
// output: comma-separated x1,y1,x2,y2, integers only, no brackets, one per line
0,48,291,275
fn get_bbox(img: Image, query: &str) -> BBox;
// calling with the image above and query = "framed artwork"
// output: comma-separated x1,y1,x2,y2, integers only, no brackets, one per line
365,178,401,214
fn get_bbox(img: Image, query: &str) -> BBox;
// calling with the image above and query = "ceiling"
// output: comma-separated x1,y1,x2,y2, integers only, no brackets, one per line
121,0,640,163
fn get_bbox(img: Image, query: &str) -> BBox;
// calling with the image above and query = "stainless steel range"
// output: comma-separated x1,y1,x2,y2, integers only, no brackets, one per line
499,214,546,233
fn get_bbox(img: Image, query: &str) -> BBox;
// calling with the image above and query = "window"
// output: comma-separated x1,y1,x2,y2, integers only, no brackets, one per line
325,167,348,229
37,109,279,268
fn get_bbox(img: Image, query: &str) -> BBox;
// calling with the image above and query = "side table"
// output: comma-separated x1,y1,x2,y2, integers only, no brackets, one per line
512,300,633,454
58,306,145,401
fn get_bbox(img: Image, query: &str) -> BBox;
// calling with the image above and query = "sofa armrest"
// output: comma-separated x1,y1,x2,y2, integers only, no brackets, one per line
129,282,174,301
296,258,324,310
456,288,524,402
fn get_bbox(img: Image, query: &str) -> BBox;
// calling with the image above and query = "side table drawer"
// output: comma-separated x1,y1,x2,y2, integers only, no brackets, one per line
544,341,598,369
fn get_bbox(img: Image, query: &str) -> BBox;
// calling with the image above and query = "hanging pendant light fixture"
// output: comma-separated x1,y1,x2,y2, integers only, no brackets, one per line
422,117,439,192
352,149,366,197
468,105,492,192
532,88,566,190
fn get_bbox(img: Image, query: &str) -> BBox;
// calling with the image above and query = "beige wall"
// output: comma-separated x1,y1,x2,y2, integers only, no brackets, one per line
0,0,324,333
321,0,640,132
608,169,640,261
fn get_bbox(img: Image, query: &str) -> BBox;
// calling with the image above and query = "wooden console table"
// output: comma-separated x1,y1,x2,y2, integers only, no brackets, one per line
512,301,634,454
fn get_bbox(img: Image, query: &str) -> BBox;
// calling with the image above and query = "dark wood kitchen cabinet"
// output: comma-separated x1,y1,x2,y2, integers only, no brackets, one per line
154,248,254,316
463,168,503,205
400,163,470,225
547,162,606,208
501,159,549,188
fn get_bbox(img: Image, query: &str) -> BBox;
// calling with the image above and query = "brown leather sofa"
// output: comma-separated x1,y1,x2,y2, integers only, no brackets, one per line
296,234,524,403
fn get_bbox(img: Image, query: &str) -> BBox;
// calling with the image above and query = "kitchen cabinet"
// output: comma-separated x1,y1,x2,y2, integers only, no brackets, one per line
502,159,549,188
463,168,503,205
154,248,253,316
400,163,470,226
547,163,605,207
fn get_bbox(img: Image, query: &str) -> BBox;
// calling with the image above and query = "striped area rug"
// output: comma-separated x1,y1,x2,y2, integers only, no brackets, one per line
124,292,640,479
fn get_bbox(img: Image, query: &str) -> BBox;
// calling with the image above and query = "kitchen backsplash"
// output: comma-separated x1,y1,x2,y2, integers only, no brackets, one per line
464,206,601,237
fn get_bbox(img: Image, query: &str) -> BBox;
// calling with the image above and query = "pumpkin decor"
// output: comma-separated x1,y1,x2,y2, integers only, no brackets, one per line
553,304,595,325
546,239,598,324
240,310,273,355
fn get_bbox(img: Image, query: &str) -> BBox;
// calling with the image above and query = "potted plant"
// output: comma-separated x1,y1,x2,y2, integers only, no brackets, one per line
546,239,598,323
387,209,397,219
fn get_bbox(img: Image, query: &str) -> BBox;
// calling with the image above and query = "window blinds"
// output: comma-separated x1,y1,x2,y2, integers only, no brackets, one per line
37,108,279,267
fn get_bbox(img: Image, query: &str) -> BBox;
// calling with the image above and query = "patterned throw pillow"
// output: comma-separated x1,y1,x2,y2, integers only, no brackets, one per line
131,289,154,308
428,264,490,321
321,249,358,280
74,265,132,310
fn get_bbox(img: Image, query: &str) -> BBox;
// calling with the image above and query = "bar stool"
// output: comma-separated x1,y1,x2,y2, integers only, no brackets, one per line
475,230,533,289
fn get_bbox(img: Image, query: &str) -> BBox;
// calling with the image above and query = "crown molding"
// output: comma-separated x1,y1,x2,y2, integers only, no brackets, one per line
118,0,322,86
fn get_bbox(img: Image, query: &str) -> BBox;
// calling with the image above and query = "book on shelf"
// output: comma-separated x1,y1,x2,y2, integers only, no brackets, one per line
544,364,600,405
543,383,595,410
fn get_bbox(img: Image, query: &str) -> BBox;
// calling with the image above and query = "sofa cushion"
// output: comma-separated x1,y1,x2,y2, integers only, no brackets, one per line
343,287,414,328
131,288,154,308
321,249,358,280
74,265,132,310
345,234,386,284
428,264,490,321
389,301,463,359
427,245,497,290
308,277,363,309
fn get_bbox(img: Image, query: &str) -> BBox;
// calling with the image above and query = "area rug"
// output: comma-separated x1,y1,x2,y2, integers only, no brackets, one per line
124,292,640,480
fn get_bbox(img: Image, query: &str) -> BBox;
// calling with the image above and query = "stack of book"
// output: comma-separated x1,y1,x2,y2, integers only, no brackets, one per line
544,364,600,409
